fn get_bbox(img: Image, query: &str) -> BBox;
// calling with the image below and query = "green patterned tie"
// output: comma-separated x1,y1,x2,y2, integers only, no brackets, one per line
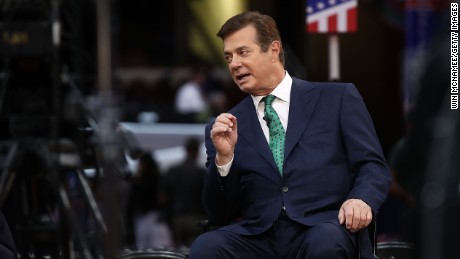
263,94,285,175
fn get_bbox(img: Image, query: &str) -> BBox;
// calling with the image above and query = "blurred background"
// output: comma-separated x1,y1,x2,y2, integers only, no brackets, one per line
0,0,456,258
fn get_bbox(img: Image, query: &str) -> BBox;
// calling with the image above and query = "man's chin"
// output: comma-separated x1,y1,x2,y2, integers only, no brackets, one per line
237,84,254,94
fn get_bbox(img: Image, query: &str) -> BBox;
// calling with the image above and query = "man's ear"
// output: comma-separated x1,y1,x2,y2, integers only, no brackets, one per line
270,41,281,60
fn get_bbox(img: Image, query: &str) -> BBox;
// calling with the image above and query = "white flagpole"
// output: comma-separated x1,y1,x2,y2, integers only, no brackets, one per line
328,34,340,81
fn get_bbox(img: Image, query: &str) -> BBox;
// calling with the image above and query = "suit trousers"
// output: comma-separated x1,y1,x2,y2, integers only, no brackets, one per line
189,212,356,259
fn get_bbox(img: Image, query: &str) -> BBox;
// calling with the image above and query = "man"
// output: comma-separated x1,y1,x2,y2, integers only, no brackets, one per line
174,66,209,123
189,11,391,259
161,137,206,246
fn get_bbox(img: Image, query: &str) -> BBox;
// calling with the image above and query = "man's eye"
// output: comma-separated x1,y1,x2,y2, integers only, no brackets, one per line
240,50,249,56
225,56,233,63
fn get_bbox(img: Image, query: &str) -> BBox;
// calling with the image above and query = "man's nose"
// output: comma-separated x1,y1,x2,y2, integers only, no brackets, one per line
229,56,242,69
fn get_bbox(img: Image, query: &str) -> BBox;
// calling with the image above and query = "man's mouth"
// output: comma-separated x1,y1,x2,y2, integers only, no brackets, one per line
236,73,251,81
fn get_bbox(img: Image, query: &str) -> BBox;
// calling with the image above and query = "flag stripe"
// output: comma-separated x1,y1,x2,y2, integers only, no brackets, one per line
307,22,319,32
347,7,357,31
306,0,358,33
328,14,338,32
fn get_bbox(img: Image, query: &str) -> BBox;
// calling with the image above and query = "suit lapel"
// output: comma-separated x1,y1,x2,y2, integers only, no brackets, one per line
235,78,322,174
235,97,279,172
284,79,321,160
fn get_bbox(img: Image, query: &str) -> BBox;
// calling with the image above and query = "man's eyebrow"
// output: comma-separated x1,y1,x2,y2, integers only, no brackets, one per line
224,45,249,53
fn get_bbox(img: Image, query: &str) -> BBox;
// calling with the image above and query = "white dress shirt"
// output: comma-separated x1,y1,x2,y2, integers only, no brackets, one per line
175,81,207,114
217,71,292,176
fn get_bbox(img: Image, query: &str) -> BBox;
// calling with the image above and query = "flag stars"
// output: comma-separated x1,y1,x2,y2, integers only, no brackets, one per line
307,6,313,14
329,0,336,5
317,2,325,9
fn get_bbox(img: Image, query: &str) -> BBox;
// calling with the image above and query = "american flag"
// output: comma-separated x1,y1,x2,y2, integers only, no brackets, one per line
306,0,358,33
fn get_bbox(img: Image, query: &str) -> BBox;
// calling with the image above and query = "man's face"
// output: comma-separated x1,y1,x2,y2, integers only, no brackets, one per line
223,25,278,96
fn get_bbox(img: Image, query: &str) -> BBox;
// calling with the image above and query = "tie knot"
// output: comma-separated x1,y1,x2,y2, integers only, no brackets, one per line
264,94,276,107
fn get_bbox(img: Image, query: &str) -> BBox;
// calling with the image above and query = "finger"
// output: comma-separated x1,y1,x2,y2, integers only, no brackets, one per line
213,120,236,134
344,207,354,230
216,113,236,125
230,115,238,131
215,114,236,132
356,201,372,229
210,125,231,137
351,210,360,232
338,207,345,224
364,210,373,228
361,208,371,228
358,208,368,229
212,121,232,131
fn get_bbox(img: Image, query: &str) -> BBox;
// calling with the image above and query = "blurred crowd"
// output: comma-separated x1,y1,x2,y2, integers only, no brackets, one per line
124,137,206,250
119,65,245,125
125,137,206,249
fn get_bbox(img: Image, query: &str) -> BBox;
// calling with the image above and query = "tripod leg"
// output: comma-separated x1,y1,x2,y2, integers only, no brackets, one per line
0,143,18,208
57,185,95,259
76,169,107,233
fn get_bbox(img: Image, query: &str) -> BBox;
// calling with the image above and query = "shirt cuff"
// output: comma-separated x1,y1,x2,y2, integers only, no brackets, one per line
216,155,233,177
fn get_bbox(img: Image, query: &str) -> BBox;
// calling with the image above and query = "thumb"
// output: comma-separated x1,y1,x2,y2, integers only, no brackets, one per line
231,116,238,131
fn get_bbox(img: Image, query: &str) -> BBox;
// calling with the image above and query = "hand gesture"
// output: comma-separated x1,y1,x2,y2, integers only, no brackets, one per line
211,113,238,165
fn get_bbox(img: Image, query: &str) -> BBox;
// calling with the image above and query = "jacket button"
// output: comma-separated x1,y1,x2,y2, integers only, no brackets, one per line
282,186,289,192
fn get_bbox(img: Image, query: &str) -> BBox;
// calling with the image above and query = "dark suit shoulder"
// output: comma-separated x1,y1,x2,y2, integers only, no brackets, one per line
292,78,361,100
293,77,355,90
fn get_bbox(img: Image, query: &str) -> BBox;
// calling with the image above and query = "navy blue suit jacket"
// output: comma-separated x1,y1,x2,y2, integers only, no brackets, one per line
203,78,391,238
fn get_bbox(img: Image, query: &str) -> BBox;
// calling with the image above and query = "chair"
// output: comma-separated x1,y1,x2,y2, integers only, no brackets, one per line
117,249,188,259
355,219,378,259
376,242,415,259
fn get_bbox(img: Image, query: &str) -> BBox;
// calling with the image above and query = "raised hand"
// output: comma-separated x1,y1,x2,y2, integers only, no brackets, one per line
211,113,238,165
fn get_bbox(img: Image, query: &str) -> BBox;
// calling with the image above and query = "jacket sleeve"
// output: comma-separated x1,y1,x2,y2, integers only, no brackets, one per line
340,83,392,215
202,123,241,225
